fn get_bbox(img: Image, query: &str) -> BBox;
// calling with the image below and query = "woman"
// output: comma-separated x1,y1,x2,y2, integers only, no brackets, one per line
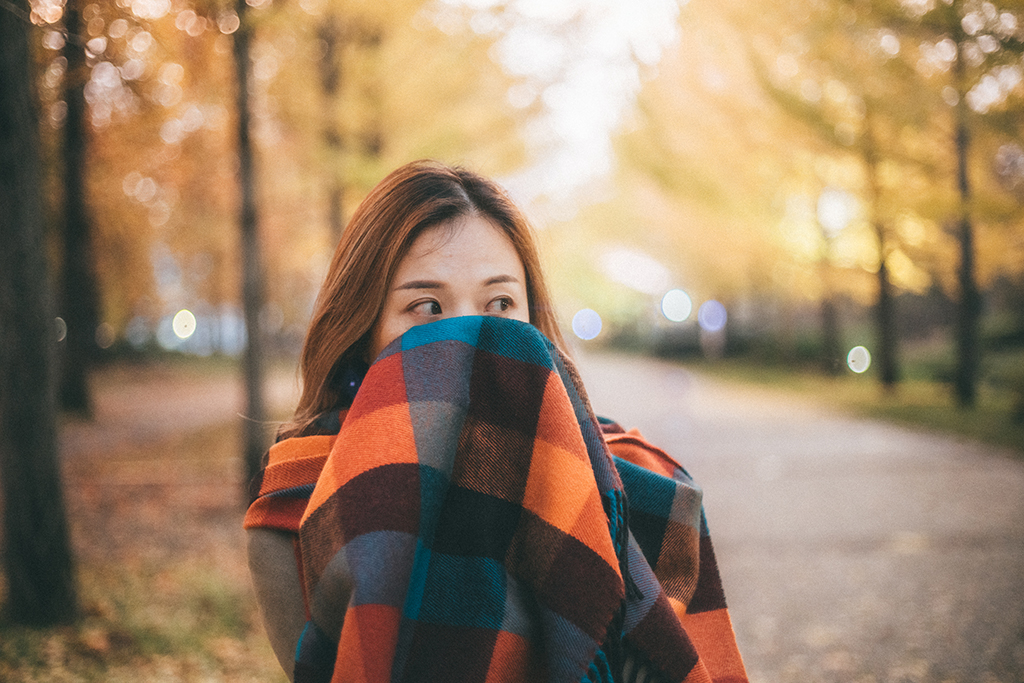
246,160,747,683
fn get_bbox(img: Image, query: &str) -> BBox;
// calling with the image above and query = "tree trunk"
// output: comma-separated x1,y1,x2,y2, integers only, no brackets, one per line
863,117,900,390
874,255,898,388
59,0,101,416
327,182,344,244
952,51,980,408
319,13,345,245
233,0,269,492
819,297,841,375
817,235,841,375
0,1,79,625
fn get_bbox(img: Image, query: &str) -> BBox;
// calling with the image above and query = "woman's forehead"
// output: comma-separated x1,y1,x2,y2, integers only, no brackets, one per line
398,215,524,273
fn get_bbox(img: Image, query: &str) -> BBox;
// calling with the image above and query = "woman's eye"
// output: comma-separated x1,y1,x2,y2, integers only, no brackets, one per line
412,301,442,316
487,297,512,313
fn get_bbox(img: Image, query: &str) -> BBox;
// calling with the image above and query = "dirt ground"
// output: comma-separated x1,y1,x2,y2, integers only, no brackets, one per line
0,361,301,682
60,362,298,564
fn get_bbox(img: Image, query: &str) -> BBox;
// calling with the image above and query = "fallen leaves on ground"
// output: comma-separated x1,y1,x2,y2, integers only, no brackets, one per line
0,361,287,683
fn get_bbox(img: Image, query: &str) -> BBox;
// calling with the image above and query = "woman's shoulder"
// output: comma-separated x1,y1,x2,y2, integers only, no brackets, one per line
599,418,690,480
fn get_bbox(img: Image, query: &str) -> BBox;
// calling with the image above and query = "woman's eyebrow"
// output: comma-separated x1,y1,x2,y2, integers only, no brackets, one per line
394,275,521,291
394,279,444,291
484,275,520,285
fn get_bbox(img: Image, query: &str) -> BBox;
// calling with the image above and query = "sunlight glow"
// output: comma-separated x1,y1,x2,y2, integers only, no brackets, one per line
470,0,682,203
600,247,672,295
817,187,858,236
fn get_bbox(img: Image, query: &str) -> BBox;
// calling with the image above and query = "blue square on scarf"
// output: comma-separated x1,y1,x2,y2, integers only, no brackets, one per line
414,552,507,630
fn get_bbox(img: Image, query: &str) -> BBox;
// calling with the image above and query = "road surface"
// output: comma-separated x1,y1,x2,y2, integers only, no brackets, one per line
574,351,1024,683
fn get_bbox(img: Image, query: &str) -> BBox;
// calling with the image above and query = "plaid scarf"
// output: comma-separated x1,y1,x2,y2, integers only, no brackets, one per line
245,316,747,683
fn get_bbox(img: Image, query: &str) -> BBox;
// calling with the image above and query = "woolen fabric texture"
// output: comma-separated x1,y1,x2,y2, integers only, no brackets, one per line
245,316,747,683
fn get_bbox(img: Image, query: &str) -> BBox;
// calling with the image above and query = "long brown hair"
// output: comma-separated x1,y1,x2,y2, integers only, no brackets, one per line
281,159,566,439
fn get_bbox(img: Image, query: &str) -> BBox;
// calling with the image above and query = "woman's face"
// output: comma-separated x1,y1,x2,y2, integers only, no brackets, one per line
367,214,530,361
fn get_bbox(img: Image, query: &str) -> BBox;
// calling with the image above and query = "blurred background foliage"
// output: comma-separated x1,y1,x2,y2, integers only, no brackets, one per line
16,0,1024,410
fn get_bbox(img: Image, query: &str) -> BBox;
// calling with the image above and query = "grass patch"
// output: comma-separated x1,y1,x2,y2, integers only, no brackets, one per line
689,358,1024,457
0,562,284,683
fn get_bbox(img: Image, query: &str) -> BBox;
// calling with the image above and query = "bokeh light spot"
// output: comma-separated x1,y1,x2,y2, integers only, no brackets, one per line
217,10,240,33
572,308,602,341
847,346,871,373
661,289,692,322
95,322,115,349
172,309,197,339
697,300,727,332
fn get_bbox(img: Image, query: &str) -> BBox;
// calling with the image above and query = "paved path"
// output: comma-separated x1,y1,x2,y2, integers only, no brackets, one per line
61,363,300,463
574,351,1024,683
